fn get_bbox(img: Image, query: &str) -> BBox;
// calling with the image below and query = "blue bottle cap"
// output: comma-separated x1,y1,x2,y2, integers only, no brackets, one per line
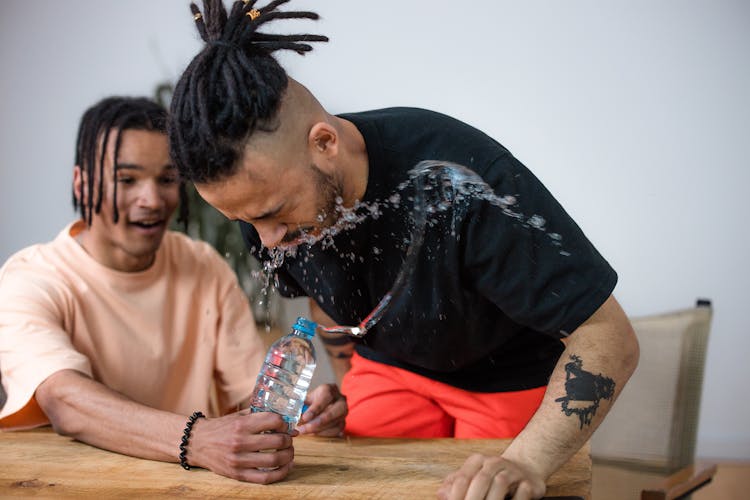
293,316,317,337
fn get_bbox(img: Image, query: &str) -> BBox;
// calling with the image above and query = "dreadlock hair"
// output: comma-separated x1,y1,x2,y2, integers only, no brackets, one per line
73,96,188,227
168,0,328,184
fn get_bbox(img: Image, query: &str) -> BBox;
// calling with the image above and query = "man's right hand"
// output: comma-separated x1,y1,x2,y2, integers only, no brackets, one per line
187,410,296,483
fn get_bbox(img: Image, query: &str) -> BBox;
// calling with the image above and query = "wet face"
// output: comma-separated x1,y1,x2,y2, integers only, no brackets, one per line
281,165,342,244
195,155,343,249
75,129,179,272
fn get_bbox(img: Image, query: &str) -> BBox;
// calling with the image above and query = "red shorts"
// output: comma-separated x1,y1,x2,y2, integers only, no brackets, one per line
342,352,546,439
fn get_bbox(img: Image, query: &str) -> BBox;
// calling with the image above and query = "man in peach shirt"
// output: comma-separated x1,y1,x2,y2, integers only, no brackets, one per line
0,96,346,484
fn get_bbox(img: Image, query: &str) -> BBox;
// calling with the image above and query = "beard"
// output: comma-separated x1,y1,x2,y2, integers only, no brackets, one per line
281,163,343,245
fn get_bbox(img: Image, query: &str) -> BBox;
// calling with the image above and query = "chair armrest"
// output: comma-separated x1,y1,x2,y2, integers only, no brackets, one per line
641,463,718,500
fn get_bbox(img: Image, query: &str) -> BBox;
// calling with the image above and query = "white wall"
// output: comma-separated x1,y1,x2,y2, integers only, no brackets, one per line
1,0,747,459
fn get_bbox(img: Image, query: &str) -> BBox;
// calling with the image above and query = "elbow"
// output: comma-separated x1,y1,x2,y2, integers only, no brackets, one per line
621,323,640,381
44,403,84,438
35,372,87,438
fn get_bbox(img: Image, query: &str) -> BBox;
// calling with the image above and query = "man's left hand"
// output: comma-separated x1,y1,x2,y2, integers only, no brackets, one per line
437,453,546,500
296,383,347,436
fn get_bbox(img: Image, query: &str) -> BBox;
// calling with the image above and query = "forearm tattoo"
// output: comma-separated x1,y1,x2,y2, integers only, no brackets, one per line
326,349,353,359
321,335,354,359
555,355,615,429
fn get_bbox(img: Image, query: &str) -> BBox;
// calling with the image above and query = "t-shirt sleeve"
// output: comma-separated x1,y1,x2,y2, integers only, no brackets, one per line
462,153,617,337
210,255,266,412
0,259,92,429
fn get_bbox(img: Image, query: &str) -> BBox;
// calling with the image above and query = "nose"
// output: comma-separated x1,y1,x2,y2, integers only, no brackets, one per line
254,221,287,248
136,180,165,209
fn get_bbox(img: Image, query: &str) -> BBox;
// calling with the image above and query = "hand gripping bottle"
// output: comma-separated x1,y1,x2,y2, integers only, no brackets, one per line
249,317,317,433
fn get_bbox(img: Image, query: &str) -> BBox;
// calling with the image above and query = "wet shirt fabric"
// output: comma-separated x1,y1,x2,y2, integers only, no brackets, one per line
0,221,264,430
241,107,617,392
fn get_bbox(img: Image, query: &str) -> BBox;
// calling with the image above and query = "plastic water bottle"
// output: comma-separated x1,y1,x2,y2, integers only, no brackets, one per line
250,317,317,433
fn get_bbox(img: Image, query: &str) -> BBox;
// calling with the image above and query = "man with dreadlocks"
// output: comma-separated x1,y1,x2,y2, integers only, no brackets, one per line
169,1,638,498
0,96,346,484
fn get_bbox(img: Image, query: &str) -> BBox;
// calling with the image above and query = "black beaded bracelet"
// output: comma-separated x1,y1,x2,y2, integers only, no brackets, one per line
179,411,205,470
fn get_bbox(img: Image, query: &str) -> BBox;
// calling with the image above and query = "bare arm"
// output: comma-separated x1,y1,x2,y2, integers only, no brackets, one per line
290,299,351,435
36,369,294,483
308,298,355,386
439,295,639,499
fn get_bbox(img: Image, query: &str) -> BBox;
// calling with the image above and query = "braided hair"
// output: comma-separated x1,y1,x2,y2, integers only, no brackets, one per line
168,0,328,184
73,96,188,226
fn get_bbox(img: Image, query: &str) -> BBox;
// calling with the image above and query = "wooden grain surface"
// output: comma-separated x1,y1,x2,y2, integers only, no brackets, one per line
0,428,591,499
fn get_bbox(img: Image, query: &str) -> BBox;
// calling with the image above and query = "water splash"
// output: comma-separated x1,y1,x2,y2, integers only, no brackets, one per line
321,161,512,337
253,160,563,338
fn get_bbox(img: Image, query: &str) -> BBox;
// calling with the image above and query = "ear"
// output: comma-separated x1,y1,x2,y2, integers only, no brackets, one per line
73,165,86,205
307,121,339,170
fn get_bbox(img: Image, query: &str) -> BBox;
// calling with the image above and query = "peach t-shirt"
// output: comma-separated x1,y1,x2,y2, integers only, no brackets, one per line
0,221,265,430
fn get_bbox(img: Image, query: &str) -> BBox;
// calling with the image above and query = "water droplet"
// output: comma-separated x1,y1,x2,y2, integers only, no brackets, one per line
527,215,546,229
255,160,571,338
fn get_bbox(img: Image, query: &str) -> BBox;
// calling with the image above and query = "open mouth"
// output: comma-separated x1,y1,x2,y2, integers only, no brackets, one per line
129,219,165,230
280,226,319,247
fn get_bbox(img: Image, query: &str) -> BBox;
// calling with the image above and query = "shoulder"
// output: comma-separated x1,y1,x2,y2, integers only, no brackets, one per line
349,107,505,149
162,231,226,265
163,230,215,257
160,230,238,281
341,107,465,127
0,241,72,310
1,244,46,285
0,236,71,282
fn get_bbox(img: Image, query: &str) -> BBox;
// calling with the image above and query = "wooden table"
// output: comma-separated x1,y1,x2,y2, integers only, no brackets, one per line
0,428,591,499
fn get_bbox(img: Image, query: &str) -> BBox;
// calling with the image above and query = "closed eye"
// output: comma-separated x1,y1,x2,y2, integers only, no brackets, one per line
248,203,285,223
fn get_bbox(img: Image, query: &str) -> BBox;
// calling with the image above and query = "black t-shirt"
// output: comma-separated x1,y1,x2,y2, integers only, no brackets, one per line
241,107,617,392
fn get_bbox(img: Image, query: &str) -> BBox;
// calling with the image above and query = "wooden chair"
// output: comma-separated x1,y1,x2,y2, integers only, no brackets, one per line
591,299,717,499
640,462,718,500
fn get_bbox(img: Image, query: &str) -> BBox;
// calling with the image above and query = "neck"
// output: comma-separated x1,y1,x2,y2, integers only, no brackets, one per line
332,115,369,206
76,227,156,273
